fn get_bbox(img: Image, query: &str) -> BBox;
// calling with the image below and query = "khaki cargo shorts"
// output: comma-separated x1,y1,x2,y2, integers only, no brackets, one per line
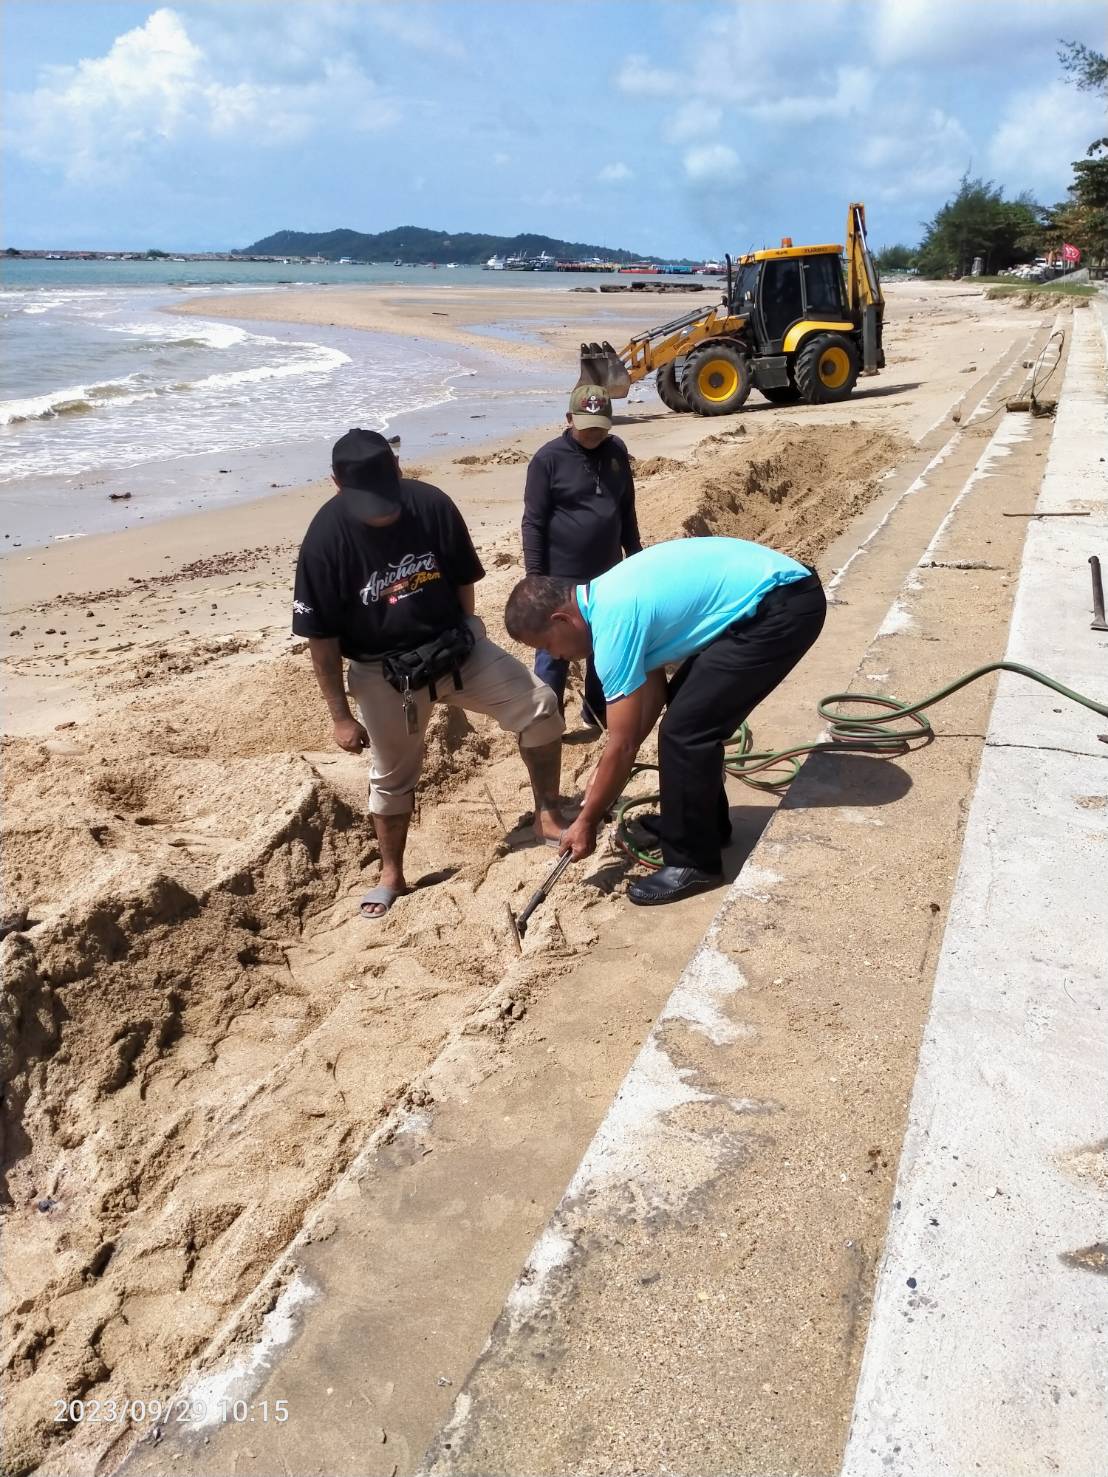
346,616,563,816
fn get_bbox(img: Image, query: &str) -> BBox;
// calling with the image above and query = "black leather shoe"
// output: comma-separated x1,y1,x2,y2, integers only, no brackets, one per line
637,813,732,846
627,865,723,906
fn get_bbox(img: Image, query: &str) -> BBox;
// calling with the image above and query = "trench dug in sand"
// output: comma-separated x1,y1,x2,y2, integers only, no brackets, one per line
0,422,905,1476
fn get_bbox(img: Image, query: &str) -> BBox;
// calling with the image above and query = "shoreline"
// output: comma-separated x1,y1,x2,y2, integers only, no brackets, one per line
2,275,1003,559
169,278,707,373
0,281,759,598
1,295,572,551
2,278,1046,687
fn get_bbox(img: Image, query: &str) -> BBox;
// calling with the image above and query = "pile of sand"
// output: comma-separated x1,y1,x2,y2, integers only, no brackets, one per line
629,455,685,478
985,287,1091,310
0,766,372,1476
1,739,320,921
0,419,909,1476
453,447,529,469
635,423,907,566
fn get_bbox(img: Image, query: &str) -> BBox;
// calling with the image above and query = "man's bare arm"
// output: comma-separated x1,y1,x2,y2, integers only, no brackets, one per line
308,637,367,752
637,668,668,745
308,637,351,718
560,670,670,860
578,689,644,827
456,583,476,617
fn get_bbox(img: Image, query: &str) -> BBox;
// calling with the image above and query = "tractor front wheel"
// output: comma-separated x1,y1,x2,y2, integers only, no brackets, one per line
794,333,860,404
656,361,690,412
681,342,751,416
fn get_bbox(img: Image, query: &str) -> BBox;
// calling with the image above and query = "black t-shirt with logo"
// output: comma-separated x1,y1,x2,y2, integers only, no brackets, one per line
292,480,485,659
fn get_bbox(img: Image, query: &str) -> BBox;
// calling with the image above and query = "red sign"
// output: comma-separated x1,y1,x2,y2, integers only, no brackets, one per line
1062,243,1081,264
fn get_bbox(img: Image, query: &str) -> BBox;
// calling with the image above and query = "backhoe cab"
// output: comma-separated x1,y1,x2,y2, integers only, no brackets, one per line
578,202,885,417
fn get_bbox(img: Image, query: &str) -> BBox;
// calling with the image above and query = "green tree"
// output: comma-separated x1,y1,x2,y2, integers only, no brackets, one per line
1046,144,1108,270
1058,40,1108,95
1057,41,1108,270
874,243,916,271
916,176,1045,277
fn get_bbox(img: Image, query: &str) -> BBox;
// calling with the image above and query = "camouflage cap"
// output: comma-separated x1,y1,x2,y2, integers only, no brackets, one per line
568,383,613,430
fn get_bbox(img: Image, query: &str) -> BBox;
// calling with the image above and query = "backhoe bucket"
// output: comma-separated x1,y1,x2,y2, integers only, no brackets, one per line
577,341,631,399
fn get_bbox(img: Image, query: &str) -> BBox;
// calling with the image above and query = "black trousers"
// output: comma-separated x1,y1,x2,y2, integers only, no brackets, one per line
658,573,827,873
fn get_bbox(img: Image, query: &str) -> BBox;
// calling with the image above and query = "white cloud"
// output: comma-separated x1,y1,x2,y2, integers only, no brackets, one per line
873,0,1100,67
988,80,1106,198
701,0,856,83
616,53,682,96
188,1,463,80
860,107,972,202
6,7,397,183
665,101,723,144
598,162,633,183
364,5,467,61
684,144,742,185
744,65,875,124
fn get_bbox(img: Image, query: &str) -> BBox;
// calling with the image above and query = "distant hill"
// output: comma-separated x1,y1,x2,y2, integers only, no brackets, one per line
240,225,664,264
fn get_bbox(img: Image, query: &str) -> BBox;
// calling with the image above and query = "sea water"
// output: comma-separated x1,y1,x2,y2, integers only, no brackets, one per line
0,261,583,547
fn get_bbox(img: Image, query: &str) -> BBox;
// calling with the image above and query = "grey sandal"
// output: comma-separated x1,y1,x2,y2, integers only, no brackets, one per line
359,884,408,920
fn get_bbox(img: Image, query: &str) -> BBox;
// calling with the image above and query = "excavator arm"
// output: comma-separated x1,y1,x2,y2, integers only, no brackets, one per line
580,201,884,396
845,201,884,374
578,305,747,398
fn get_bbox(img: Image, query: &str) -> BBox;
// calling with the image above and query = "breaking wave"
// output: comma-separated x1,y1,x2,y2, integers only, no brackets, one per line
0,377,151,425
186,341,351,392
0,339,349,426
104,318,253,350
1,281,471,490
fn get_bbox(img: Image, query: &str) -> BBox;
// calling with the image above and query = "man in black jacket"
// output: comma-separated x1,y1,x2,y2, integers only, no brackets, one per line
294,429,565,919
521,384,642,728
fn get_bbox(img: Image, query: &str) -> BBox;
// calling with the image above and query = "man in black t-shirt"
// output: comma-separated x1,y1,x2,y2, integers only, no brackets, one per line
521,384,642,729
294,428,565,919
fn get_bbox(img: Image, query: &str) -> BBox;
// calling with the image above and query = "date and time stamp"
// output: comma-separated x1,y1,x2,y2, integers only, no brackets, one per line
54,1396,289,1428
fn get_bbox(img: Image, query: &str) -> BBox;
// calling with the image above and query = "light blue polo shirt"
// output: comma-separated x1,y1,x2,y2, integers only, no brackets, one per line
578,537,810,701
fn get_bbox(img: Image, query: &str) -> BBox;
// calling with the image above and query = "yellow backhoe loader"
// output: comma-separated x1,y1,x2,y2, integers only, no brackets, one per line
578,202,885,416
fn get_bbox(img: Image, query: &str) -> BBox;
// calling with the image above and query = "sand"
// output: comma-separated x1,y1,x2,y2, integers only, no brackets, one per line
0,279,1055,1477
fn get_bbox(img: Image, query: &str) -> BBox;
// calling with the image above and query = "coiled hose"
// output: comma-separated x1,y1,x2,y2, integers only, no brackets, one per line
613,661,1108,869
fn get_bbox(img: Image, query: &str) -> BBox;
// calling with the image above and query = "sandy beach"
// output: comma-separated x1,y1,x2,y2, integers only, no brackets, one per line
0,278,1068,1476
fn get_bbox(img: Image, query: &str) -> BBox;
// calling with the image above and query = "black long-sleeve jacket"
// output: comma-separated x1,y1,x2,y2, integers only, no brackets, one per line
521,429,643,579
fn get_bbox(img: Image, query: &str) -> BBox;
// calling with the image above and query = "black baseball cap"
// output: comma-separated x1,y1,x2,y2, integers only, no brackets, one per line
331,428,402,518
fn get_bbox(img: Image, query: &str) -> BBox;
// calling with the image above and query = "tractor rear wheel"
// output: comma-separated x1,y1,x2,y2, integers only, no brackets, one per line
759,382,801,405
655,361,690,412
795,333,860,404
681,342,751,416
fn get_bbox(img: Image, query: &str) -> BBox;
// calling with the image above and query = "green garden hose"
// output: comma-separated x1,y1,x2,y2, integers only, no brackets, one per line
613,662,1108,869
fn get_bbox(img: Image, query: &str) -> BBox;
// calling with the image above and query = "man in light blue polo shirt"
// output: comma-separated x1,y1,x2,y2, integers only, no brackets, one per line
504,537,826,904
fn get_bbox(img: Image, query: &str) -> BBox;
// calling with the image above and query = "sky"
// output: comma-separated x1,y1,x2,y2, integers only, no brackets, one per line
2,0,1105,257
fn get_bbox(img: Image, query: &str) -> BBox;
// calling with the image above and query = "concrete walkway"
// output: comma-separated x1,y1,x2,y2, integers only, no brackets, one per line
421,303,1107,1476
841,300,1108,1476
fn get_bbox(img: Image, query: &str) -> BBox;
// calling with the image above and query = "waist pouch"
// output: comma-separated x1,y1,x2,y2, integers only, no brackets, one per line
380,622,475,702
